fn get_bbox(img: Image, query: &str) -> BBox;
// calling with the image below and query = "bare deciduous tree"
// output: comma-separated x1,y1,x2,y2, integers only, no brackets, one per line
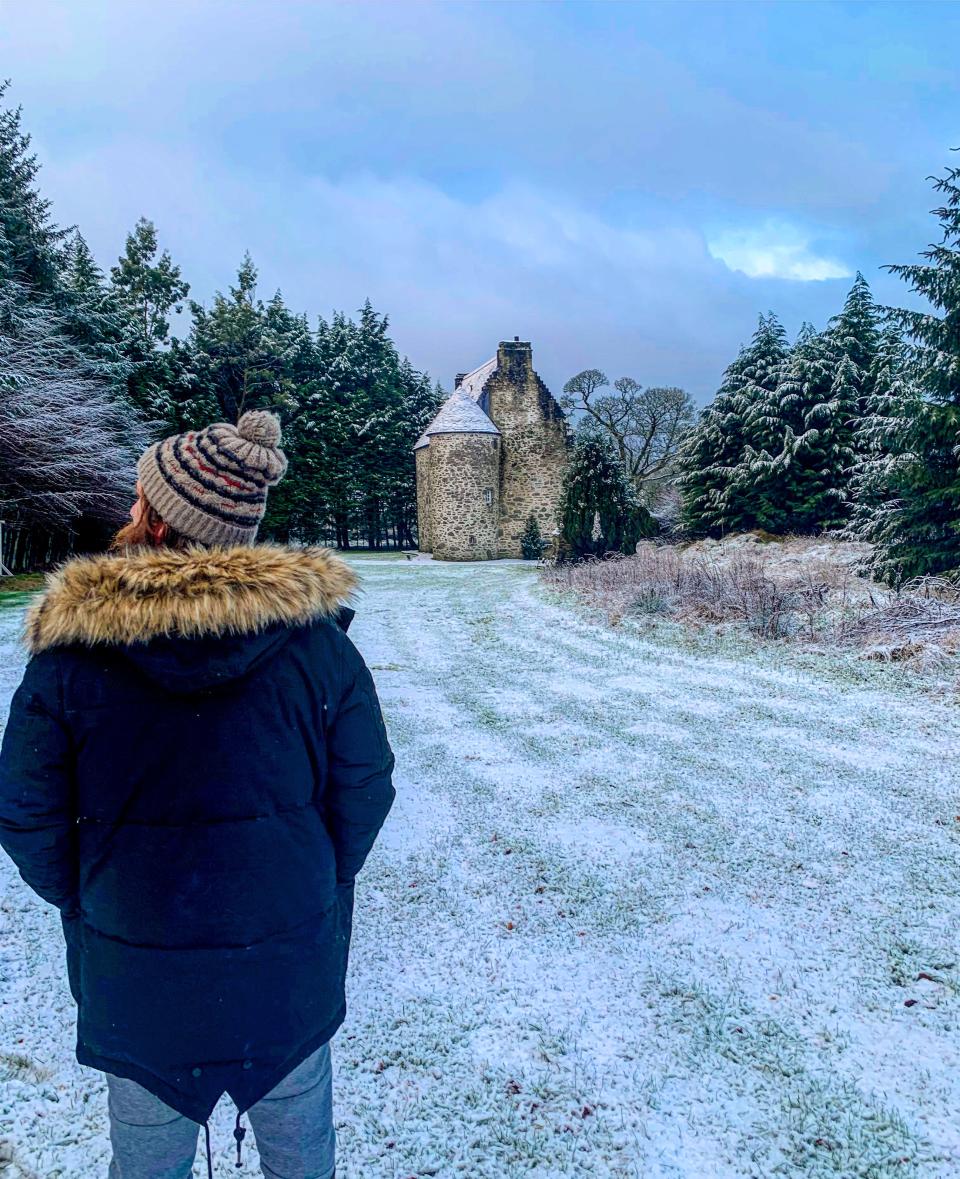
561,369,696,497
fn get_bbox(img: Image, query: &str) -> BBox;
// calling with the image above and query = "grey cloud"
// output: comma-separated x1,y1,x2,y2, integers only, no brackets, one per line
38,141,868,400
2,2,898,214
2,0,945,402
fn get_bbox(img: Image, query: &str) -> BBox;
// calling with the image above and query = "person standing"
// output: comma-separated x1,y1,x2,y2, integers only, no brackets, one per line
0,410,395,1178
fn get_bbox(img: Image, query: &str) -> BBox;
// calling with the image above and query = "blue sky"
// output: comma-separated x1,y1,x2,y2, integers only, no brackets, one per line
2,0,957,400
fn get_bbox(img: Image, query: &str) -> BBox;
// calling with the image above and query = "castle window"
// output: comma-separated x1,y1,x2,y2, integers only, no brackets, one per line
483,488,493,507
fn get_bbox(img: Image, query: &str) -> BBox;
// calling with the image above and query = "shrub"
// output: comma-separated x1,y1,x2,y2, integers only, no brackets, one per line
520,514,547,561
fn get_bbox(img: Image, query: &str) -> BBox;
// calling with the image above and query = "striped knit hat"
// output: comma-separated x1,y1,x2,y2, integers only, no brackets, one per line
137,411,288,546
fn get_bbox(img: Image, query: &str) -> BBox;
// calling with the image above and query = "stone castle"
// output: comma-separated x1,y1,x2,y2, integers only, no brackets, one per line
414,339,571,560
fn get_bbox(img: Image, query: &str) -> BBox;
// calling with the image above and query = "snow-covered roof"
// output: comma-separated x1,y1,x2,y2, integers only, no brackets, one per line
457,357,497,402
413,356,500,450
423,390,500,439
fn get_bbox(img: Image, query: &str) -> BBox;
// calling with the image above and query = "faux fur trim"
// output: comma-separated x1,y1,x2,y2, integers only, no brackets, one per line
26,545,358,653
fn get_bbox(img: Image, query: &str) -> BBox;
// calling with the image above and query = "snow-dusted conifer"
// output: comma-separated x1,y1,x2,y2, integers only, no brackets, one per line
867,160,960,580
520,514,546,560
845,324,920,554
0,82,66,293
273,301,440,548
678,313,788,535
111,218,190,349
559,428,657,560
759,275,883,532
105,218,196,431
0,266,146,550
59,231,131,390
827,271,881,393
682,275,890,537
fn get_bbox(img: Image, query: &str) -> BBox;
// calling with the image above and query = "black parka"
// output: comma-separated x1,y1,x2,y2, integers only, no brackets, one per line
0,544,395,1123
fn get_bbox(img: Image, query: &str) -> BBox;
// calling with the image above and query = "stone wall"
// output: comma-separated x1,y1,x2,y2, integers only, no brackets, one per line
484,341,570,558
415,446,432,552
427,433,501,561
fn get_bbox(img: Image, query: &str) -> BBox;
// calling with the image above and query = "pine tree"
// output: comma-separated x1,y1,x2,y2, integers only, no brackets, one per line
57,231,131,388
0,82,66,293
111,218,189,347
262,300,440,549
766,327,860,532
520,514,546,560
678,313,789,535
846,324,920,553
807,353,860,527
559,430,658,560
108,217,193,430
827,271,882,388
388,359,442,548
0,85,149,569
680,280,887,538
748,275,883,533
0,85,443,560
300,310,366,548
868,159,960,580
753,326,828,532
1,86,131,386
188,254,285,423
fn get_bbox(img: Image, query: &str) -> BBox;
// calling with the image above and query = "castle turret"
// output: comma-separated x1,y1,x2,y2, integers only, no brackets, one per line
415,390,501,561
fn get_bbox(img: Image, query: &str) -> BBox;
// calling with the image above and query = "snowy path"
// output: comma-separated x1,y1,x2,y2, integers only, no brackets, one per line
2,559,960,1178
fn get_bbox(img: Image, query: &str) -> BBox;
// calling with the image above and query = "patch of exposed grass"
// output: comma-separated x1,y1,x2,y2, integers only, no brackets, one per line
0,574,43,598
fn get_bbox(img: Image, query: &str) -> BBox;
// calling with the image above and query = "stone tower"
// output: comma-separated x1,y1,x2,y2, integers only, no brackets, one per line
414,340,570,560
414,390,501,561
484,340,569,557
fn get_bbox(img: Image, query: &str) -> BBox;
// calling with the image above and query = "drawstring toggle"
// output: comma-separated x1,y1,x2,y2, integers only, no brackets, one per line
234,1111,247,1168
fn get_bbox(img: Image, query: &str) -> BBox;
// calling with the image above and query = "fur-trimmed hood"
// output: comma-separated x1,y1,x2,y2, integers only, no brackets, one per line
26,545,358,654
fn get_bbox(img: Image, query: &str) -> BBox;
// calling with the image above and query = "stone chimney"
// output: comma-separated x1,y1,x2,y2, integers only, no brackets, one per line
496,338,532,381
454,373,468,389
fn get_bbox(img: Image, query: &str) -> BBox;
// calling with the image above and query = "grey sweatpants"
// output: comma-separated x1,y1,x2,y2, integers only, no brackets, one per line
106,1043,335,1179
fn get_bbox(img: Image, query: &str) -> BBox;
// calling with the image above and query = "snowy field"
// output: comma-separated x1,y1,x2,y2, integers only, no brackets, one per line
1,557,960,1178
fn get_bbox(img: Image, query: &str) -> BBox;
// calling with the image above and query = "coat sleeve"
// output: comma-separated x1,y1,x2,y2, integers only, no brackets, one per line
0,652,78,914
323,634,396,884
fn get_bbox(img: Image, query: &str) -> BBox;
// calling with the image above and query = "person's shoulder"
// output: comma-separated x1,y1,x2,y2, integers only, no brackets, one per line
10,646,65,712
287,612,354,656
291,609,370,673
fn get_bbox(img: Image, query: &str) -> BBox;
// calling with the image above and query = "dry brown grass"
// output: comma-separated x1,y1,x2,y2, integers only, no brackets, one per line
540,534,960,672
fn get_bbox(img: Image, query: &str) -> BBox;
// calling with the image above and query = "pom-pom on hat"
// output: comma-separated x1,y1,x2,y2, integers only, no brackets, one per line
137,410,288,546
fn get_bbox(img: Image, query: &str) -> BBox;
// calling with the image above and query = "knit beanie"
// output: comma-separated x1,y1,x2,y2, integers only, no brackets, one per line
137,410,288,546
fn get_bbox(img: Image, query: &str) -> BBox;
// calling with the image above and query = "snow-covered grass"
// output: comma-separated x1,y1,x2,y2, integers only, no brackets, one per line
2,559,960,1177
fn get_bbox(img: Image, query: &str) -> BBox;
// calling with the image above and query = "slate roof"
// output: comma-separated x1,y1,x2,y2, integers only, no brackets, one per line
426,390,500,437
414,358,500,450
458,357,497,402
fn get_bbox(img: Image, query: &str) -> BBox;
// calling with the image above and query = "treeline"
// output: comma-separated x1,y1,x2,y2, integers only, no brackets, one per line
678,157,960,585
0,84,441,572
679,275,897,537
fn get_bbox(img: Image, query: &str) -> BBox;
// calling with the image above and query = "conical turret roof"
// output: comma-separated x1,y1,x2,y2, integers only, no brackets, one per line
414,389,500,450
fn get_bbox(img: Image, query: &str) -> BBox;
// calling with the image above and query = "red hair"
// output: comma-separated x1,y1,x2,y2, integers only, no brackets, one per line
112,486,190,551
